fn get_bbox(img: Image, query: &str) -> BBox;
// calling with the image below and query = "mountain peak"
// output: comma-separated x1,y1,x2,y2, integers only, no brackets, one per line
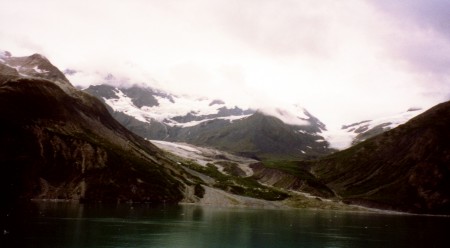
29,53,48,61
0,50,76,95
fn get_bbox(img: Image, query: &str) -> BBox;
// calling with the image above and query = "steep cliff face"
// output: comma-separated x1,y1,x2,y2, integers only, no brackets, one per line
0,55,192,205
312,101,450,214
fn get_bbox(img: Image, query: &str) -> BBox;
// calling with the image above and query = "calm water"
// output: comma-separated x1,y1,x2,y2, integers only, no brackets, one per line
2,202,450,248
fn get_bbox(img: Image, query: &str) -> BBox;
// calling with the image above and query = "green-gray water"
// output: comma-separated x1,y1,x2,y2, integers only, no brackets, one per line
3,202,450,248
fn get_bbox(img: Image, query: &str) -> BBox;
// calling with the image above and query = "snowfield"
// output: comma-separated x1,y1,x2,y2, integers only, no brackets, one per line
103,87,252,126
151,140,256,177
322,108,425,149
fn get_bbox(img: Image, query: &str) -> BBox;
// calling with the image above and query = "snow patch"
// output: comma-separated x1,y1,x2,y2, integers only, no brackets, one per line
104,89,149,123
320,129,355,150
295,130,307,134
140,95,224,122
173,114,252,128
103,87,252,127
353,109,425,131
32,66,49,74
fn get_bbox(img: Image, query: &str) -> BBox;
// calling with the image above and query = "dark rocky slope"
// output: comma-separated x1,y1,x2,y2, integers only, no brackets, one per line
312,101,450,214
0,56,193,206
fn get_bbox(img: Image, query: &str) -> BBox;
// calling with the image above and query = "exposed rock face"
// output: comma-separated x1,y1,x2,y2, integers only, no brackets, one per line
0,53,193,205
312,101,450,214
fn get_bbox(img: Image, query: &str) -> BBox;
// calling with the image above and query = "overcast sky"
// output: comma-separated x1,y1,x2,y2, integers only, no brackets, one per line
1,0,449,129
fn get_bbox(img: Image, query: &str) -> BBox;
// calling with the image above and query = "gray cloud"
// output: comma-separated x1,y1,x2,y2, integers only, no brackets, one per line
357,0,450,108
211,0,335,59
371,0,450,74
372,0,450,35
1,0,449,128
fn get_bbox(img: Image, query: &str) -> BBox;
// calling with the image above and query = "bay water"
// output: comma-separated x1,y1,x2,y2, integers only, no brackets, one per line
3,202,450,248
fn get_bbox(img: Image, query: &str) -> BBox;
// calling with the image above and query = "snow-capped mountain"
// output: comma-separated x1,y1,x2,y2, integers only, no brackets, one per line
0,50,75,94
85,84,254,127
323,108,425,149
83,82,333,160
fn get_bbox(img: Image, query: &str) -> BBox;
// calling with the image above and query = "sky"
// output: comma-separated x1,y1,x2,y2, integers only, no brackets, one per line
1,0,450,130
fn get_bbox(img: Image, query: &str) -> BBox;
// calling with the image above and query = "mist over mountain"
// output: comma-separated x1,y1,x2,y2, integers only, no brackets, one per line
83,83,334,160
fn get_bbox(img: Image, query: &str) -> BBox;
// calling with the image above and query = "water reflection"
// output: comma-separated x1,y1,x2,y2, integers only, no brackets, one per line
3,202,450,248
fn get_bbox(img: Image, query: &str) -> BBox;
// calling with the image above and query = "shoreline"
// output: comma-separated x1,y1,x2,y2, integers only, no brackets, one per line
25,197,450,217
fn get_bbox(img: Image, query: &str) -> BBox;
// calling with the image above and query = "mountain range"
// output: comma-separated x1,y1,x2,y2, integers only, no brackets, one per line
83,83,333,160
80,78,425,155
1,50,449,215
